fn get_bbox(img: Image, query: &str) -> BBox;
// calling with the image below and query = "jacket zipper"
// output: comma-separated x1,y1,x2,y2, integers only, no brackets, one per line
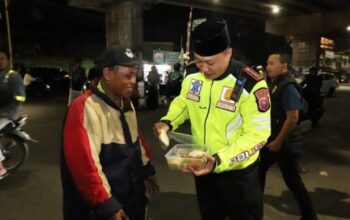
203,81,214,144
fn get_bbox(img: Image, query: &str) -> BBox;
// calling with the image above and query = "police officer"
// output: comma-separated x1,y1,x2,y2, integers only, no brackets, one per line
153,20,271,220
0,49,26,180
259,53,318,220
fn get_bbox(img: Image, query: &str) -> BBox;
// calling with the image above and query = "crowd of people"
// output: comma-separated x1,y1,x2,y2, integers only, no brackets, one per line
1,19,325,220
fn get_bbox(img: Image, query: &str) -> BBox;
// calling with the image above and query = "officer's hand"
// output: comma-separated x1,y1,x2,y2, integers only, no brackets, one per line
153,122,171,148
112,209,128,220
189,153,216,176
153,122,170,136
267,140,281,152
144,175,160,198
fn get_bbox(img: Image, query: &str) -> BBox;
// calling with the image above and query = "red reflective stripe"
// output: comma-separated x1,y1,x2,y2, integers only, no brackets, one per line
63,91,110,207
138,129,152,160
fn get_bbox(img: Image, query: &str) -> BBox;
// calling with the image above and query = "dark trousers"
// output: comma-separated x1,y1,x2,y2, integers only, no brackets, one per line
194,162,263,220
146,85,159,110
63,193,147,220
258,147,318,220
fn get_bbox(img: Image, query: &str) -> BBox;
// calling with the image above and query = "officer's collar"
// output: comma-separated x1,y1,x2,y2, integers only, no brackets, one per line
214,57,243,80
213,59,233,80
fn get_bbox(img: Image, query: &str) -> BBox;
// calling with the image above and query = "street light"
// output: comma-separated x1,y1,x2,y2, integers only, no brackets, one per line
347,25,350,32
271,5,280,15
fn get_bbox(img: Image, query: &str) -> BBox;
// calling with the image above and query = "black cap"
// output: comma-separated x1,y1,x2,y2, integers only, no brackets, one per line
192,20,231,56
98,46,139,68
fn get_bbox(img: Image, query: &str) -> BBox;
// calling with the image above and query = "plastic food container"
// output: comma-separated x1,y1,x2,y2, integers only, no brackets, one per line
165,144,209,171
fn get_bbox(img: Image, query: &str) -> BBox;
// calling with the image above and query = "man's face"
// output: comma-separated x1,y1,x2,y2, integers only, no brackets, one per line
194,48,232,80
104,65,137,98
0,52,9,71
266,54,286,78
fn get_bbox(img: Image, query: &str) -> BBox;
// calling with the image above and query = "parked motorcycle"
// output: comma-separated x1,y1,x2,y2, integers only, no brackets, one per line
0,115,37,173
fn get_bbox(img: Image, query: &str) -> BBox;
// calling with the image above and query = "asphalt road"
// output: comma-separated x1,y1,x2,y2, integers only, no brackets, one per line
0,86,350,220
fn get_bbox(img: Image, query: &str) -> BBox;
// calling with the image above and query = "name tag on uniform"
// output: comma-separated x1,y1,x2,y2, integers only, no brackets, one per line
216,86,236,112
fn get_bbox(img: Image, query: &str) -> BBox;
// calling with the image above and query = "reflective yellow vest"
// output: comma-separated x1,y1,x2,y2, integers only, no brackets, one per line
162,59,271,173
3,70,26,102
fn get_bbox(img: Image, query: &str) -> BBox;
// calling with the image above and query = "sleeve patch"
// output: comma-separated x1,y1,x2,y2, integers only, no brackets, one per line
254,88,270,112
243,67,263,81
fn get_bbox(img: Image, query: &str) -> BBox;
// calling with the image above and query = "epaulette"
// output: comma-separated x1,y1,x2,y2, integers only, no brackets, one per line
242,66,263,81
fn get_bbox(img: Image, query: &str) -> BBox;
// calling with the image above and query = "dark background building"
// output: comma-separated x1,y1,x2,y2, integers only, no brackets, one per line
4,0,349,68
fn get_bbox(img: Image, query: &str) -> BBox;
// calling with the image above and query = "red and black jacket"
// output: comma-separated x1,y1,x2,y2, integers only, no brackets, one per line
61,88,155,219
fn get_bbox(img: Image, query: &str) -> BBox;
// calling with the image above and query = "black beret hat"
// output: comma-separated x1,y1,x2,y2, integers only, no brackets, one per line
192,20,231,56
98,46,139,68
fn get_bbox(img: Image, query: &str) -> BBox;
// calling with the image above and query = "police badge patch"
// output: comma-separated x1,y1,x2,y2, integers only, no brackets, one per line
216,86,236,112
186,79,203,102
254,88,270,112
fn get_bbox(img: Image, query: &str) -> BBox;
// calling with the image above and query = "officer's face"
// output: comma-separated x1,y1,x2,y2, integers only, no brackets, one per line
266,54,287,78
0,52,9,71
194,48,232,80
102,65,137,99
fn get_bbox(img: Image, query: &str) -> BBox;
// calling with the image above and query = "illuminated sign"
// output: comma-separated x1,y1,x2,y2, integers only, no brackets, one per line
320,37,334,50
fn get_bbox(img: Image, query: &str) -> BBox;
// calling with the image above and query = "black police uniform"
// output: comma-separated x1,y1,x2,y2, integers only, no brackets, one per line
259,72,318,220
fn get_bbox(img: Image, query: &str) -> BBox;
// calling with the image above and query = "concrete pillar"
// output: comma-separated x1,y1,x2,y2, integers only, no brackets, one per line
292,35,320,69
105,0,143,51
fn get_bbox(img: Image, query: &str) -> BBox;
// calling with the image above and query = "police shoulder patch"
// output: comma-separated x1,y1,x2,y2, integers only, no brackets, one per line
243,66,263,81
254,88,270,112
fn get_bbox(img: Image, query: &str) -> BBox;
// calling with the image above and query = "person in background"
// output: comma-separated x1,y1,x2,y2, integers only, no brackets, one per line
259,53,318,220
87,64,100,89
61,46,158,220
300,67,323,126
0,49,26,180
68,58,86,105
166,63,183,99
146,65,160,110
153,20,271,220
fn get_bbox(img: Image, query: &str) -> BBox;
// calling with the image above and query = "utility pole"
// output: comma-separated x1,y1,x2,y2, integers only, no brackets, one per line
184,7,193,64
4,0,13,68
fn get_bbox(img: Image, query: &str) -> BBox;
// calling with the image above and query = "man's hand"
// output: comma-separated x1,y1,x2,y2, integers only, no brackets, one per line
189,153,216,176
266,140,282,152
144,175,160,198
112,209,128,220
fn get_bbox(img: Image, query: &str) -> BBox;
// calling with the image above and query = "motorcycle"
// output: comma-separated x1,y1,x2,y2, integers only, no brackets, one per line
0,115,37,173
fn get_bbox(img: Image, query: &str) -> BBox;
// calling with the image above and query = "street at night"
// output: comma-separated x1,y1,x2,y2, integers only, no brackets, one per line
1,1,350,219
0,86,349,220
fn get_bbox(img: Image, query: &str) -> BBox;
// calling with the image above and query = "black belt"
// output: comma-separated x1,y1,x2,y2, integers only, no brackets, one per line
215,160,258,178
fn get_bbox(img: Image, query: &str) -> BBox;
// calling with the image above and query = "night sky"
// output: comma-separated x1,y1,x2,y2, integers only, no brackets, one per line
1,0,105,57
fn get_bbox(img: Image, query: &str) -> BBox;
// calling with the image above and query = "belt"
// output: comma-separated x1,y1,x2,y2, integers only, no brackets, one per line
216,160,258,178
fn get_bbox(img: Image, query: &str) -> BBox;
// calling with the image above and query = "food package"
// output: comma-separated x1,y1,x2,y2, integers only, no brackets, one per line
165,144,208,171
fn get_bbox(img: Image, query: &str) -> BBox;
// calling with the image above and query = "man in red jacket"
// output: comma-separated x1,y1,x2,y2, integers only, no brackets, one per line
61,46,158,220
